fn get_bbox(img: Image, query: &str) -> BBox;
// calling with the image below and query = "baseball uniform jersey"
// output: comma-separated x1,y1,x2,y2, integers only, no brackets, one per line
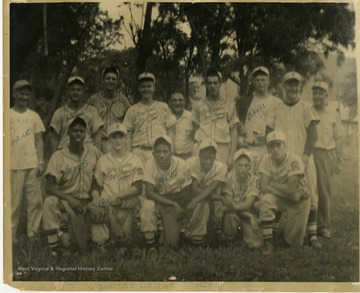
123,101,176,148
173,109,194,156
88,92,130,138
50,104,104,149
45,145,102,199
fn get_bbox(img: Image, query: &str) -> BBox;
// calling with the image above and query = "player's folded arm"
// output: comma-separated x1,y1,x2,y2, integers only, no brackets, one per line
193,180,223,204
267,175,301,202
233,196,257,212
165,185,192,202
145,182,177,207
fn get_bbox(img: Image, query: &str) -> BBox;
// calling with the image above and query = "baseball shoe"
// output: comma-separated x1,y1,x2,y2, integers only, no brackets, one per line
262,240,274,256
309,235,322,249
319,229,331,239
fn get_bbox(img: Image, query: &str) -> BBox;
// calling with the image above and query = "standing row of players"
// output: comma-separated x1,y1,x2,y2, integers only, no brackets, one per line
10,66,343,256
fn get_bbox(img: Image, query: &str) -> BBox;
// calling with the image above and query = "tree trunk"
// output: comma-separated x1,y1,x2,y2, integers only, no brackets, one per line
43,4,48,56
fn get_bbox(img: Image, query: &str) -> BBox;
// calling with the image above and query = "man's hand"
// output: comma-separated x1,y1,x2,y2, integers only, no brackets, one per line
67,197,84,214
37,163,45,176
92,197,104,207
222,197,235,213
173,202,185,221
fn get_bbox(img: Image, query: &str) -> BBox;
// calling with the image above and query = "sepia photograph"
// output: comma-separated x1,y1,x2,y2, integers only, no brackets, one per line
3,0,360,290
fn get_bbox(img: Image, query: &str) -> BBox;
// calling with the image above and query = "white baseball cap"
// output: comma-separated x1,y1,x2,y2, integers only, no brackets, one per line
234,148,253,162
199,140,218,152
252,66,269,76
68,76,85,86
107,123,127,137
312,81,329,94
13,80,32,92
283,71,303,83
138,72,156,83
266,131,286,144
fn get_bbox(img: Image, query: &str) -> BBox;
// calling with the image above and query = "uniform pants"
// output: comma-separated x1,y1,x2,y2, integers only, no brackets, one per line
306,155,318,210
43,196,91,250
140,198,209,248
91,197,139,245
313,148,336,233
260,193,310,246
11,169,43,240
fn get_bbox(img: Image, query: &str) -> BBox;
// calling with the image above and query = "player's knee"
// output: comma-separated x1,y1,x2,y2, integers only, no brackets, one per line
43,196,59,210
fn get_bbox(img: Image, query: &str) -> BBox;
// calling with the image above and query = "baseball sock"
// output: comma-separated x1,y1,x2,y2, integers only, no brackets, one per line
261,220,273,241
307,209,318,239
45,229,59,249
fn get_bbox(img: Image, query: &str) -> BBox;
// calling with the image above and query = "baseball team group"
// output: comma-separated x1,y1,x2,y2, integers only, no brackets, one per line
10,64,343,257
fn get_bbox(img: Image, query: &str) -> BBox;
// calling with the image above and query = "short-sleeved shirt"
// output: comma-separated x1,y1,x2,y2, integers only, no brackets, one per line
266,100,319,157
88,92,130,138
313,106,343,150
50,104,104,149
258,152,309,196
45,145,102,199
244,95,280,144
186,156,227,189
222,170,260,205
173,110,194,155
10,108,45,170
192,97,239,144
144,156,192,195
123,101,177,148
94,152,143,202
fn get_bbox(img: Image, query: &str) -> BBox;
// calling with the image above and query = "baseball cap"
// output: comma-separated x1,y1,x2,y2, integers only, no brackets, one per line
312,81,329,94
199,140,218,153
266,131,286,144
154,135,173,149
13,80,32,92
68,76,85,86
102,65,119,78
138,72,156,83
69,117,87,129
283,71,303,83
252,66,269,76
234,148,252,162
107,123,127,137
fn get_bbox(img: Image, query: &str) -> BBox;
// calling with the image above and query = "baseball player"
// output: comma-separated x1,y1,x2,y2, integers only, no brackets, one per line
43,117,102,256
185,140,228,246
10,80,45,244
192,69,239,167
88,65,130,153
236,66,280,170
168,91,195,160
140,135,192,249
49,76,104,153
265,71,322,249
90,123,143,250
215,149,263,248
259,131,311,255
122,72,176,165
312,81,343,239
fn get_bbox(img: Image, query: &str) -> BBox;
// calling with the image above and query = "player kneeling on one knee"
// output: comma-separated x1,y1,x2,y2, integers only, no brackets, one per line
90,123,143,248
259,131,311,255
186,140,227,246
215,149,263,248
43,117,102,256
140,135,192,249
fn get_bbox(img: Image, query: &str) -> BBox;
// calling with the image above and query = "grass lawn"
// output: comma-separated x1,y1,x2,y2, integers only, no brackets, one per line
11,144,359,282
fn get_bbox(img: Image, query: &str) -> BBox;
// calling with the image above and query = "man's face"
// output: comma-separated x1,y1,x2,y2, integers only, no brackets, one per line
110,132,127,152
138,80,155,100
13,88,31,108
234,156,251,178
103,72,118,91
268,141,286,161
284,79,301,102
68,84,84,103
312,88,327,108
153,143,172,170
169,93,185,115
206,76,221,98
199,149,216,173
253,74,270,94
68,124,86,145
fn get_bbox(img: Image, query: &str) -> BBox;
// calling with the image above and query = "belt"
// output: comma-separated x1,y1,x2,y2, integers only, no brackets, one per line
133,145,153,151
